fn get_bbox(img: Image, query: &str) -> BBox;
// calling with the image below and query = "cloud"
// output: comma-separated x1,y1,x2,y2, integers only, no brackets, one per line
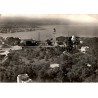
1,14,98,25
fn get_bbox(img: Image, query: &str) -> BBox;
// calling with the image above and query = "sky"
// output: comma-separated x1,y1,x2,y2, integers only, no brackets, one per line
0,0,98,24
0,14,98,25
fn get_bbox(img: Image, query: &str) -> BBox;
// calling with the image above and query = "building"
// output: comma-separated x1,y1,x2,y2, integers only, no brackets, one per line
0,50,10,56
11,45,22,50
50,63,59,68
17,74,32,83
20,39,39,46
79,46,89,53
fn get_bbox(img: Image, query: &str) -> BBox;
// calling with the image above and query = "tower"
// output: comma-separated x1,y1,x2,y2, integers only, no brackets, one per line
53,28,56,42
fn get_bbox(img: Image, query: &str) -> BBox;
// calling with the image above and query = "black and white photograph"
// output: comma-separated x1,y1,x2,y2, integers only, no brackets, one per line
1,0,98,98
0,14,98,83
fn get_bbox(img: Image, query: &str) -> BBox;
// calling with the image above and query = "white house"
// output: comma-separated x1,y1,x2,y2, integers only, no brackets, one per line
0,50,10,56
11,45,22,50
17,74,32,83
86,63,92,67
80,40,83,44
71,35,76,43
50,63,59,68
79,46,89,53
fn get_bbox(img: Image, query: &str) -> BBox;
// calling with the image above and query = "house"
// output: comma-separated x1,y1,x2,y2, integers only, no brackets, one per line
39,41,48,46
79,46,89,53
71,35,76,43
0,50,10,56
20,39,39,46
17,74,32,83
0,37,5,47
11,45,22,50
0,50,10,63
86,63,92,67
80,40,83,44
50,63,59,68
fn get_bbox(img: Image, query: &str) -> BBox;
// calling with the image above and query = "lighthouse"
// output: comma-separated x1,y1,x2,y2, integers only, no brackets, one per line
53,28,56,42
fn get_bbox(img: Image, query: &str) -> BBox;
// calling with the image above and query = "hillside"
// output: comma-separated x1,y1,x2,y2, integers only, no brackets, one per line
0,37,98,82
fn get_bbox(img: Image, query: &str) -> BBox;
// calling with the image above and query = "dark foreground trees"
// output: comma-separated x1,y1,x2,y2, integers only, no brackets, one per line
0,37,98,82
5,37,21,46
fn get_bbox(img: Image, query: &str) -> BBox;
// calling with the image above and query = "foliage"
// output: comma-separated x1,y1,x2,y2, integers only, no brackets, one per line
5,37,21,46
0,37,98,82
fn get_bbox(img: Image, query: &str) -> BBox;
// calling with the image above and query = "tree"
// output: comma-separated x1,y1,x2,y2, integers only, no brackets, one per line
67,53,98,82
5,37,21,46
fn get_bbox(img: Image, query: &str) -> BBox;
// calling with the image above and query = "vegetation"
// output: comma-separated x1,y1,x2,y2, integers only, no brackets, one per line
0,37,98,82
5,37,21,46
